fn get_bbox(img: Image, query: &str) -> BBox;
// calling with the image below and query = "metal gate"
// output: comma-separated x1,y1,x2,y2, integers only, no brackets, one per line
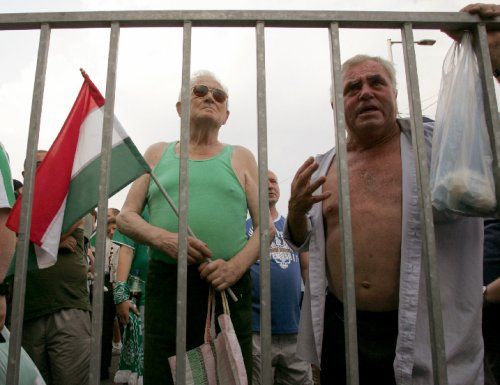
0,9,498,385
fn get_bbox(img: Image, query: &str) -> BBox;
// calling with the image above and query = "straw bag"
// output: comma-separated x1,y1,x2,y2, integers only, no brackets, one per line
168,287,248,385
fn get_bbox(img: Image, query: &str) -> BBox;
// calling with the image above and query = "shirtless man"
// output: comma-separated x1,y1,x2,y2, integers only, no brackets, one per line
286,6,499,383
117,70,263,385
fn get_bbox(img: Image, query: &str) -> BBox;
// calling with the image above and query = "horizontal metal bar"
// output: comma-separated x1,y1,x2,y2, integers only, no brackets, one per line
0,10,497,30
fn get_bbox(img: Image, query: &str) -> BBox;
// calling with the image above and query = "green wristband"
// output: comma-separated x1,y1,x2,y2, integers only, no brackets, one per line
113,281,130,305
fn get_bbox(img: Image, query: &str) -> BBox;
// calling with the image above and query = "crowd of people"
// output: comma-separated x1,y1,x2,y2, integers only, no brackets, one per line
0,3,499,385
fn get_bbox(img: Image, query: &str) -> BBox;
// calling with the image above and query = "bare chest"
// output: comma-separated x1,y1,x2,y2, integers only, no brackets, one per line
322,149,402,218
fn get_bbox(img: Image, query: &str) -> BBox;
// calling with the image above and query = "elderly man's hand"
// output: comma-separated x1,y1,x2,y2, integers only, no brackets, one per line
288,157,331,218
155,231,212,265
116,299,140,325
462,3,500,18
198,258,243,291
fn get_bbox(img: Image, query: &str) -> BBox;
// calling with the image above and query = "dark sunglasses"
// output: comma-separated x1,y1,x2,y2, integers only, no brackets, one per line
191,84,228,104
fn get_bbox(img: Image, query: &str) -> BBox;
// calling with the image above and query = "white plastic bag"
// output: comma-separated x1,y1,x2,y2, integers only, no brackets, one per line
0,327,46,385
430,32,496,216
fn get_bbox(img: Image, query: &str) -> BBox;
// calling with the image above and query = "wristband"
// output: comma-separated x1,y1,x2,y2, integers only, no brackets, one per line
113,281,130,305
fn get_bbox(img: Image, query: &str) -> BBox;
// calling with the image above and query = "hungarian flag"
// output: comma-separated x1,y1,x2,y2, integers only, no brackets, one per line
0,142,15,209
6,72,151,269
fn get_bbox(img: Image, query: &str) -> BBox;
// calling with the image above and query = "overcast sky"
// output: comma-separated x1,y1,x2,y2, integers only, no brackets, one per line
1,0,499,214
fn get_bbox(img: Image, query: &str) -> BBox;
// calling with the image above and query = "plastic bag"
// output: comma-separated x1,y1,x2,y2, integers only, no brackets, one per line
430,32,496,216
0,328,46,385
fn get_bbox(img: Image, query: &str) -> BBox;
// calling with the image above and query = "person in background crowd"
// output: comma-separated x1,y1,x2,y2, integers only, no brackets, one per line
0,143,16,330
99,208,121,380
248,170,312,385
112,208,150,384
15,150,91,385
12,179,23,200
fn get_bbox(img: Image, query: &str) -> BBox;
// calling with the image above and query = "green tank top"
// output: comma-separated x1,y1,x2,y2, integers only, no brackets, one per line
147,143,248,264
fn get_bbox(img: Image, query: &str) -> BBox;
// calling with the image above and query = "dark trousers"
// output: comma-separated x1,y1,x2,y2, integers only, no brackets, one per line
143,259,253,385
321,292,398,385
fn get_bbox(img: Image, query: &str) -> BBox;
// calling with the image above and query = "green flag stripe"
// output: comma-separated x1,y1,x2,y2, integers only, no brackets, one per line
62,138,150,232
0,144,15,207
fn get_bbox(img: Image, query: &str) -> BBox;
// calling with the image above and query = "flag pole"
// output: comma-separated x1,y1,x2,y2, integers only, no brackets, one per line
149,170,238,302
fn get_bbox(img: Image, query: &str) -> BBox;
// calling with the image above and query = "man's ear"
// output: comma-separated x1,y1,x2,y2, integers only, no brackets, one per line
176,101,182,117
221,110,230,125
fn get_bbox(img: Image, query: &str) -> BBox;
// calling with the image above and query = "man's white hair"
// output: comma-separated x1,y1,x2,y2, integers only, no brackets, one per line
178,70,229,107
330,55,397,102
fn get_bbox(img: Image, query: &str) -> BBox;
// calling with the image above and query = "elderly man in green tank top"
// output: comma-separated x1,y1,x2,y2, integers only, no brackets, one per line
118,70,264,385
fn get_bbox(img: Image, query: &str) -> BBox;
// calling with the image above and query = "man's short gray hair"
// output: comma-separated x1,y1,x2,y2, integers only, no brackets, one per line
178,70,229,107
342,55,397,90
330,55,397,102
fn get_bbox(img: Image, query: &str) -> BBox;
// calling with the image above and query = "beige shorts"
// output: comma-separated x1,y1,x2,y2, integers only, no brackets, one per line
22,308,91,385
252,332,313,385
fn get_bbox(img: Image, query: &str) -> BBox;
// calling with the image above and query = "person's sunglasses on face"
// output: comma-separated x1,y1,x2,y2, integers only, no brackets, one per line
191,84,227,104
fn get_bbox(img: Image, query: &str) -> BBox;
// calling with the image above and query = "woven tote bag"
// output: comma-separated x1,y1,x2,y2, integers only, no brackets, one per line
168,287,248,385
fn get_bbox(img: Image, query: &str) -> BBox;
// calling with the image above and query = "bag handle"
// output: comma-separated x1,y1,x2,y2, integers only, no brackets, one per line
203,287,232,343
221,290,230,316
204,287,215,343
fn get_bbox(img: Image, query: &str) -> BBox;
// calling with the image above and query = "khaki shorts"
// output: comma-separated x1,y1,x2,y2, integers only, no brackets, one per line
22,308,91,385
252,332,313,385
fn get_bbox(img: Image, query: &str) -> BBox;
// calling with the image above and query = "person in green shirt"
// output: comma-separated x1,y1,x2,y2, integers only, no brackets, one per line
112,209,149,385
118,70,267,385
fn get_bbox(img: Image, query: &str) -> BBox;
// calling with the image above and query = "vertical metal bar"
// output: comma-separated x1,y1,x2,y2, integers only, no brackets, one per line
89,21,120,385
473,23,500,214
401,22,448,385
176,20,192,385
328,22,359,385
6,23,51,385
255,20,272,385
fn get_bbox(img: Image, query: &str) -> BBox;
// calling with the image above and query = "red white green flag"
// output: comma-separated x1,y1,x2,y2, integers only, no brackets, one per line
6,73,150,269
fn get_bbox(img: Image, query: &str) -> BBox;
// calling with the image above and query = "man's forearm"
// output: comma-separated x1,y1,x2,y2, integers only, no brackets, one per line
115,246,134,283
230,229,261,276
117,211,170,251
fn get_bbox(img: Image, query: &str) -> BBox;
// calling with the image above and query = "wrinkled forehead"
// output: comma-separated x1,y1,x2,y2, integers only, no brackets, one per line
343,60,391,84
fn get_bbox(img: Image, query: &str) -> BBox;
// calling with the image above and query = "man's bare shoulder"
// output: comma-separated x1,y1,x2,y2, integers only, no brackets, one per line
231,145,256,165
144,142,169,168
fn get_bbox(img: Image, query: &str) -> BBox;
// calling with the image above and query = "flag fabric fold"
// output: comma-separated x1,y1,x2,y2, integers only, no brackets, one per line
0,142,15,209
7,73,150,269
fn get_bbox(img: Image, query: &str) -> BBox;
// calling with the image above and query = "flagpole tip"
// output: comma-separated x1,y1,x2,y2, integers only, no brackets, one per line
80,68,88,79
